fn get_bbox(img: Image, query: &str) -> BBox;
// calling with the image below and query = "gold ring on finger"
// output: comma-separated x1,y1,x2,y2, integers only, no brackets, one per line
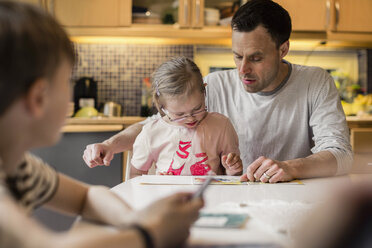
263,172,271,179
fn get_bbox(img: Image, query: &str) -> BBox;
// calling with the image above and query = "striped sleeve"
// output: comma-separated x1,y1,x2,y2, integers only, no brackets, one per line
5,153,59,212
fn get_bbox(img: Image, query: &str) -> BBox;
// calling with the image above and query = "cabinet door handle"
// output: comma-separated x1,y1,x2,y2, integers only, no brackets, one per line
45,0,55,15
335,0,340,30
195,0,200,26
184,0,189,26
325,0,330,29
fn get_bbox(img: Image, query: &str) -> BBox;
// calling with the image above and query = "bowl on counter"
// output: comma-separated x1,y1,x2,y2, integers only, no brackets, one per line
74,106,99,118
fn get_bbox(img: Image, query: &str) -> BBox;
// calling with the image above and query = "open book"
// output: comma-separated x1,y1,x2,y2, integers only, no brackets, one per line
138,175,303,185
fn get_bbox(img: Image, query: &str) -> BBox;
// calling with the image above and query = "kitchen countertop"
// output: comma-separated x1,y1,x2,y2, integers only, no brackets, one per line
346,115,372,128
61,115,372,133
65,116,146,125
62,116,147,132
66,116,371,124
346,115,372,122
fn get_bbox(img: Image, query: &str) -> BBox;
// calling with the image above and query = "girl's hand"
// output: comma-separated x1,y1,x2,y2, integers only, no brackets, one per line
83,142,114,168
222,153,243,176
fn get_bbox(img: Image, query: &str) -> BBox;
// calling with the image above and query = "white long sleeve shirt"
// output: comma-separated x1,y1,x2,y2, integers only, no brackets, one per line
204,62,352,175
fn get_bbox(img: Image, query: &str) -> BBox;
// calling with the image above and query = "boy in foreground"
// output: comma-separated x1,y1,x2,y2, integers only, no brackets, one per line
0,2,203,248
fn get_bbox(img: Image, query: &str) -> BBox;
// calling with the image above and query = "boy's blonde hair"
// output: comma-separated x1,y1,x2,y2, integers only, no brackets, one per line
152,57,205,116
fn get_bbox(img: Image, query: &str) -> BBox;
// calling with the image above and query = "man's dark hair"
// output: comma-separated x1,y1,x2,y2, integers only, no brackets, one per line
0,1,74,116
231,0,292,48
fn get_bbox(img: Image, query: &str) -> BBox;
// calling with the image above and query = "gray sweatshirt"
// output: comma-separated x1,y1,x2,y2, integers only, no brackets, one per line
205,62,352,175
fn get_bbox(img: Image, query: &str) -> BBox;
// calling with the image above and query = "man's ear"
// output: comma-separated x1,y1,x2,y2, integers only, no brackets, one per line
24,78,49,117
279,40,290,58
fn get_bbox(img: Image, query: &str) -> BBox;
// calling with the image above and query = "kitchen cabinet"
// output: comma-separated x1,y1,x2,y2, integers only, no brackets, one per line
16,0,44,6
48,0,233,41
346,116,372,173
276,0,372,33
32,131,123,231
43,0,372,44
167,0,204,28
275,0,329,32
49,0,131,27
350,128,372,174
48,0,201,28
330,0,372,33
275,0,372,33
31,117,145,231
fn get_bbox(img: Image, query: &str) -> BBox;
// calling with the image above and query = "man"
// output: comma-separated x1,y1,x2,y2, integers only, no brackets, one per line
0,2,203,248
83,0,352,183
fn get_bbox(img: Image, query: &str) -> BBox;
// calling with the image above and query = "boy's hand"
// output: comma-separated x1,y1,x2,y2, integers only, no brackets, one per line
221,153,243,175
136,192,204,248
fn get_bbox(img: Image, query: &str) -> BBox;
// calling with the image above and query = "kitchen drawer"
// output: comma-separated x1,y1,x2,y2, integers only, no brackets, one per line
31,131,123,231
350,128,372,173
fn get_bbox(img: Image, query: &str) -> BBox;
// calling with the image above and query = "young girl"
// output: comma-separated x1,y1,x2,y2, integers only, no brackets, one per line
131,57,243,177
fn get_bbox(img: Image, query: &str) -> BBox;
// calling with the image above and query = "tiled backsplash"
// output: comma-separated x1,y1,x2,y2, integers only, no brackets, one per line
72,43,193,116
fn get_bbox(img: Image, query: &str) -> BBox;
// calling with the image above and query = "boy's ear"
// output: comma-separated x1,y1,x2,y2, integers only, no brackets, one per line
24,78,49,117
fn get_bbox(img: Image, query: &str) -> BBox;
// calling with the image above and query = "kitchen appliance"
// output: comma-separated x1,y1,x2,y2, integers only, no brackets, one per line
103,101,122,117
73,77,98,114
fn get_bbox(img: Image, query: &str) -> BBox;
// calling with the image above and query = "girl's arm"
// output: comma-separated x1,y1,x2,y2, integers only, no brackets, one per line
83,123,144,168
130,166,148,179
130,125,155,177
219,117,243,176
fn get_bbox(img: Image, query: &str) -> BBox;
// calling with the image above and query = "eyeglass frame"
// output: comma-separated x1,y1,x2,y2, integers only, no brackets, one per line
161,106,208,123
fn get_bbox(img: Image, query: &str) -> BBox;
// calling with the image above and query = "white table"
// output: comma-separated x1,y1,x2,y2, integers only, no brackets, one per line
111,175,360,247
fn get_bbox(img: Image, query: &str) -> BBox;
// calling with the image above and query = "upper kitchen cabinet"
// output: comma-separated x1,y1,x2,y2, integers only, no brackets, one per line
14,0,48,8
269,0,372,43
131,0,203,28
275,0,329,31
330,0,372,33
131,0,236,29
16,0,42,5
43,0,372,44
55,0,234,41
49,0,131,27
272,0,372,33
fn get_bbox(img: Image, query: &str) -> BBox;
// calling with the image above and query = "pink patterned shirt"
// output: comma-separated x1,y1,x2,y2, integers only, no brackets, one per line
131,112,240,175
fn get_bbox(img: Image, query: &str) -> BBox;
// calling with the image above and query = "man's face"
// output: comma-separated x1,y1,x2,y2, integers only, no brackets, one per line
232,25,288,93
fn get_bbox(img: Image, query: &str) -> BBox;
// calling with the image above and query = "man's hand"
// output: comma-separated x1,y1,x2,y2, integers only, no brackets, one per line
240,156,294,183
83,143,114,168
222,153,243,176
135,192,204,248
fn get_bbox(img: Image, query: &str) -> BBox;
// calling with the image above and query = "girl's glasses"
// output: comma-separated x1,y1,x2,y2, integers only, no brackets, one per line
162,107,208,123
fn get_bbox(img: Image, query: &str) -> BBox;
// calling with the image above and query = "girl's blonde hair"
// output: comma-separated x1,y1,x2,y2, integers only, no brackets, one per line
152,57,205,116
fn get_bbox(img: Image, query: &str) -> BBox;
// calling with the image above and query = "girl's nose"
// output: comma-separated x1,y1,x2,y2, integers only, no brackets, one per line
185,114,196,121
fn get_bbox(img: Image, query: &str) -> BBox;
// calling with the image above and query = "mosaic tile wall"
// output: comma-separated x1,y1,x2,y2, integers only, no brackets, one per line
72,44,194,116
